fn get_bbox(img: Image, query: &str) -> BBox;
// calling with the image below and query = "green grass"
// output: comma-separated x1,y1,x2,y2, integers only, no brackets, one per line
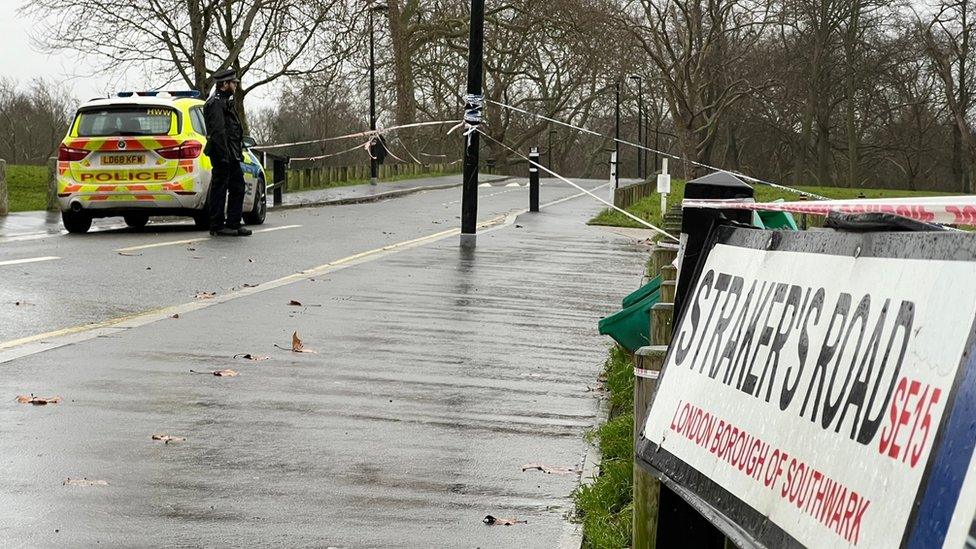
4,164,48,212
589,180,955,229
573,345,635,549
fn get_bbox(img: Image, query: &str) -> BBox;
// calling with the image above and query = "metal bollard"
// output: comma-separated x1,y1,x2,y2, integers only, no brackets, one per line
529,147,540,212
0,159,7,216
46,157,59,212
272,157,286,206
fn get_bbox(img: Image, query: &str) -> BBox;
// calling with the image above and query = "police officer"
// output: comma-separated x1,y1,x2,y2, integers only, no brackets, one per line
204,68,252,237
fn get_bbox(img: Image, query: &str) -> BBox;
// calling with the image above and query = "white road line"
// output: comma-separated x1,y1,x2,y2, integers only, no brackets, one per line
0,256,60,267
114,224,302,252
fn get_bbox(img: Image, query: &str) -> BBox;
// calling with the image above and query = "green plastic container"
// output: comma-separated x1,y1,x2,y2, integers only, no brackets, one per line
599,289,661,352
752,200,799,230
622,276,662,308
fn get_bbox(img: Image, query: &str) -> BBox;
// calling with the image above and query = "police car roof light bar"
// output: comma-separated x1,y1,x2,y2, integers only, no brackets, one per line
116,90,202,99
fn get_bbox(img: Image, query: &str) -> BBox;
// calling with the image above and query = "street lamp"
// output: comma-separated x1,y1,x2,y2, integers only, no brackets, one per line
614,80,620,188
629,75,643,180
369,2,388,186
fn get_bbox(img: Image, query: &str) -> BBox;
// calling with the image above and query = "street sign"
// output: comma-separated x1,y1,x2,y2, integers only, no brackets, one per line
638,224,976,548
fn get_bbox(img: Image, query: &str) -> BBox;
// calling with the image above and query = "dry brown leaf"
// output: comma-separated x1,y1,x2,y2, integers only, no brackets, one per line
16,394,62,405
274,331,317,354
63,478,108,487
117,252,142,257
234,353,270,361
521,463,578,475
483,515,526,526
289,300,303,307
292,331,317,353
189,369,239,377
194,291,216,300
151,434,186,444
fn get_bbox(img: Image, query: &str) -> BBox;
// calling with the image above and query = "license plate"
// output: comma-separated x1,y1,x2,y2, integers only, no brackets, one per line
102,155,145,165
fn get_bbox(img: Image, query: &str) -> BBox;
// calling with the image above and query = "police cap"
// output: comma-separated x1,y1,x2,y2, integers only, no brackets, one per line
212,69,240,83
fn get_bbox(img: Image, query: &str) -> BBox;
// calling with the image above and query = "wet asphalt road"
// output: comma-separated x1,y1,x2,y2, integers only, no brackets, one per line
0,177,648,547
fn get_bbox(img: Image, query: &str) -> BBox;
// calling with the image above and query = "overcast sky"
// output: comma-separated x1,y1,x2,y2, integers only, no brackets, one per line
0,3,275,109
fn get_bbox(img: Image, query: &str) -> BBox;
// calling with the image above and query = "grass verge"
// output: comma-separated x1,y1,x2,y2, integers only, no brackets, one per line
5,164,48,212
588,180,954,229
573,345,635,548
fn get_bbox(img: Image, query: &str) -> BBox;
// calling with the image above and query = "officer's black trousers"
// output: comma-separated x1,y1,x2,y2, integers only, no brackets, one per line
208,160,246,229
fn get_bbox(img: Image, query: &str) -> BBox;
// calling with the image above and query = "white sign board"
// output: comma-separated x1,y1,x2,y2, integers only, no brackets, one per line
642,241,976,548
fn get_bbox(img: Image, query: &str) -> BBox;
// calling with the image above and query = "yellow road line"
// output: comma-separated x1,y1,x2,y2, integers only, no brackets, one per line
0,187,594,359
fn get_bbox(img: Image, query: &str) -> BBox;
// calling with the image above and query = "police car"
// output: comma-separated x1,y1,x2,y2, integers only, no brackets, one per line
56,90,267,233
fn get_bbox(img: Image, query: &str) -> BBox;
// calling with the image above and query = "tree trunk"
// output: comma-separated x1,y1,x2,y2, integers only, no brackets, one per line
386,0,417,126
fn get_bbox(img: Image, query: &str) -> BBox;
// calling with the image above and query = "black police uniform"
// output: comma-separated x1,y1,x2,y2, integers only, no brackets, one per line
204,69,246,233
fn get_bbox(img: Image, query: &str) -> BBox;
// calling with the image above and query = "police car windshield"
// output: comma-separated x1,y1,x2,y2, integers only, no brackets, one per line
76,106,175,137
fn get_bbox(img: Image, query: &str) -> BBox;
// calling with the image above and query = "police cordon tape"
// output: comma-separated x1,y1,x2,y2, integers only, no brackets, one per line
682,195,976,225
252,120,460,153
482,98,829,201
476,129,680,242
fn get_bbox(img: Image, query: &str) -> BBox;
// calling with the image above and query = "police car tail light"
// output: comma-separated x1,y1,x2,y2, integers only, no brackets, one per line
58,144,89,162
157,140,202,160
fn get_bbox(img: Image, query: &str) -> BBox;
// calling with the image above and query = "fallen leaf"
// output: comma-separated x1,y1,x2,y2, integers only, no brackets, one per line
521,463,578,475
117,252,142,257
289,300,303,306
15,394,62,405
189,369,239,377
194,291,216,300
234,353,270,361
151,434,186,444
276,331,318,354
483,515,526,526
63,478,108,487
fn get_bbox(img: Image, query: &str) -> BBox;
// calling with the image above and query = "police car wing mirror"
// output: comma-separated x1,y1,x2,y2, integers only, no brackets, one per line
242,136,257,149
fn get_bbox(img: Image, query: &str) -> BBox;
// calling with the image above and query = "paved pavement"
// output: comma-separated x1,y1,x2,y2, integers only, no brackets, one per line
0,177,648,547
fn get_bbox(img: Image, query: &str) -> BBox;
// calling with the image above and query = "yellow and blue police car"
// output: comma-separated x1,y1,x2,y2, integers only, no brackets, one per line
56,90,267,233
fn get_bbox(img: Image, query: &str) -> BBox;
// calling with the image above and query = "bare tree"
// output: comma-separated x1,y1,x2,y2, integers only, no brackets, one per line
22,0,355,128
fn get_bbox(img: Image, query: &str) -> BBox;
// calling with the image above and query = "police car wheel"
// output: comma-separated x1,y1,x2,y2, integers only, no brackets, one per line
62,211,92,234
243,178,266,226
124,214,149,229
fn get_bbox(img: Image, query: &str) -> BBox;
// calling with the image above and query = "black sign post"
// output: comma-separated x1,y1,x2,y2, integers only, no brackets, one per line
460,0,485,248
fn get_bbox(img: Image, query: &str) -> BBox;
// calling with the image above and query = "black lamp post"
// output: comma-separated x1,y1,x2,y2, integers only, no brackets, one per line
629,75,643,179
614,80,620,188
369,2,388,186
